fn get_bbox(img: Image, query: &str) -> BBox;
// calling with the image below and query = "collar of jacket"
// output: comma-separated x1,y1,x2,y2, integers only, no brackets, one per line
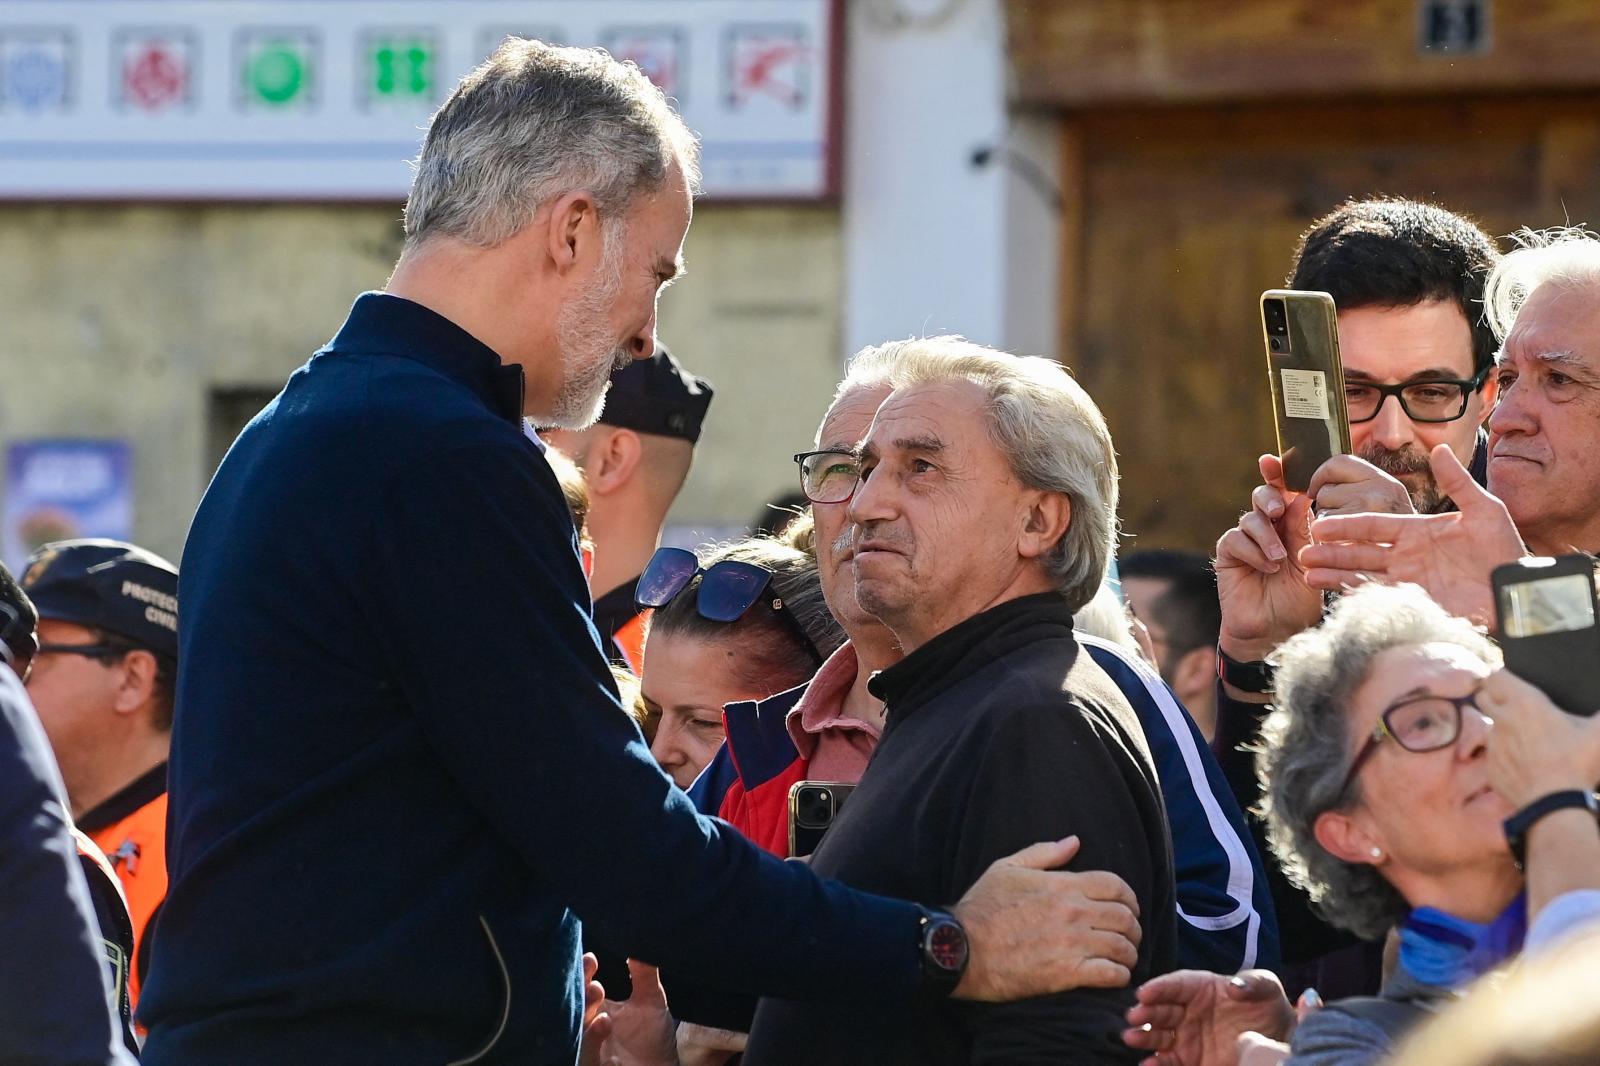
328,292,526,425
867,591,1076,724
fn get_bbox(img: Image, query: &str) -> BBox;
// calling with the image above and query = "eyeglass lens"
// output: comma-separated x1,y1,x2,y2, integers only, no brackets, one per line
636,547,700,609
799,452,860,504
1385,697,1464,752
695,562,771,622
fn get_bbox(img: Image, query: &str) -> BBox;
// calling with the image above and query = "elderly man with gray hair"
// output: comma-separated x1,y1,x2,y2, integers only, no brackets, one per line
143,42,1156,1066
744,337,1178,1064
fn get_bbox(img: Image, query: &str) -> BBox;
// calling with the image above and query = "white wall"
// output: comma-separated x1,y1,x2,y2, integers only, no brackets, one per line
842,0,1059,362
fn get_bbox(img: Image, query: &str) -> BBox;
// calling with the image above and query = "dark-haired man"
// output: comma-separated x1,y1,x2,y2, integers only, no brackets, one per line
22,538,178,1007
1288,197,1500,515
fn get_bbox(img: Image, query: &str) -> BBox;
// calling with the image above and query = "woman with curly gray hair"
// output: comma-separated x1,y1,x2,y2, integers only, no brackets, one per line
1127,581,1549,1066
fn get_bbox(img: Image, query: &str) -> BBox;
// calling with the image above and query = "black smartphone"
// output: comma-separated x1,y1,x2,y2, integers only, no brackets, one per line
787,781,856,858
1261,289,1353,493
1492,555,1600,715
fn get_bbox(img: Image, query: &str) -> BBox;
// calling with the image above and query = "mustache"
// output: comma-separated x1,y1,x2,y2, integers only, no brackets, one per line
1358,443,1432,478
611,349,633,372
851,521,914,554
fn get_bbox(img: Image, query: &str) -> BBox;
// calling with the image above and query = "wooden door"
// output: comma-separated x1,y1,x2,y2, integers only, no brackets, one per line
1062,95,1600,553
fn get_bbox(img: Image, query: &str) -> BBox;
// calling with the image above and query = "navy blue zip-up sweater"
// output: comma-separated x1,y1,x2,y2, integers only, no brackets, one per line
140,294,921,1064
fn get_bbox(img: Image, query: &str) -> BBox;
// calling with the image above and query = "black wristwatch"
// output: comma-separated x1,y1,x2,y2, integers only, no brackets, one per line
1503,789,1600,870
1217,643,1274,694
917,908,969,998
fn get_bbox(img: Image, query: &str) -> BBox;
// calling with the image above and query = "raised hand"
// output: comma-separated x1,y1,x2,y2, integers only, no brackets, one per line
1122,968,1295,1066
952,835,1142,1002
1214,455,1323,664
1300,445,1524,624
1305,454,1415,517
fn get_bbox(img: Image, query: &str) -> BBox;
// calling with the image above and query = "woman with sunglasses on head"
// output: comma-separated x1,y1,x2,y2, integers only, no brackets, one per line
637,523,840,790
1125,581,1600,1066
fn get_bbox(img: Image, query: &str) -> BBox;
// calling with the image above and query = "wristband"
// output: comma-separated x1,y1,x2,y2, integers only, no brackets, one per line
1218,643,1274,694
1503,789,1600,871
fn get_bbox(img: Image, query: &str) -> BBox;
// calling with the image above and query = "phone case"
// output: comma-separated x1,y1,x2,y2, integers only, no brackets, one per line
1262,290,1354,493
1493,556,1600,716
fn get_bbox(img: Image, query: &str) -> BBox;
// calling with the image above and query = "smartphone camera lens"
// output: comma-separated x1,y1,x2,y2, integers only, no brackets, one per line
1269,336,1286,352
1263,298,1289,337
800,788,834,826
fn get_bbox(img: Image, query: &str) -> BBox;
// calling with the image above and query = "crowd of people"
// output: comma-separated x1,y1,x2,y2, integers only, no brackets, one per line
4,36,1600,1066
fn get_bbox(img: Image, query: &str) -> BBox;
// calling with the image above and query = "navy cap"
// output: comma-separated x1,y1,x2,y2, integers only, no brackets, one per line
598,345,714,444
21,539,178,659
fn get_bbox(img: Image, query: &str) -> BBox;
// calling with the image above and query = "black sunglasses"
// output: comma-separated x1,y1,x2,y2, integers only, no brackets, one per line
636,547,823,665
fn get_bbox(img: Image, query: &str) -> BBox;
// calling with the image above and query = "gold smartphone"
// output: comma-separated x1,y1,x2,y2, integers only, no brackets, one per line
1261,289,1353,493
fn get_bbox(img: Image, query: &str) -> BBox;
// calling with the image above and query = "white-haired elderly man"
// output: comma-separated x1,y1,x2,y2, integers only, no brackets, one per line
144,41,1157,1066
1295,227,1600,622
744,338,1178,1065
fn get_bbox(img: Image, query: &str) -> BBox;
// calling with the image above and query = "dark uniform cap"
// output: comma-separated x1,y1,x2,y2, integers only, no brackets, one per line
20,539,179,659
598,345,714,444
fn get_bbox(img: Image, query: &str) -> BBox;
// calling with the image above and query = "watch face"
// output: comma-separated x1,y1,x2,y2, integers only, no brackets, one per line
927,920,968,973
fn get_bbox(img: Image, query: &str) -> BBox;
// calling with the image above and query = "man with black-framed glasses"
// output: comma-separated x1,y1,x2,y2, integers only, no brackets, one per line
20,538,179,1012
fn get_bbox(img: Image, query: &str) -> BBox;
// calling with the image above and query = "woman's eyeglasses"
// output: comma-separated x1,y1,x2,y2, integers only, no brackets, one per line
636,547,823,665
1336,690,1483,800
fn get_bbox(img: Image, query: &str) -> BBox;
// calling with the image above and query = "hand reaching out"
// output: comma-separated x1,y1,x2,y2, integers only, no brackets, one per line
1123,969,1295,1066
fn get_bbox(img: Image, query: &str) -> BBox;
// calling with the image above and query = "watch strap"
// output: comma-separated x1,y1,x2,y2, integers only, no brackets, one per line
1503,789,1600,870
1217,643,1275,694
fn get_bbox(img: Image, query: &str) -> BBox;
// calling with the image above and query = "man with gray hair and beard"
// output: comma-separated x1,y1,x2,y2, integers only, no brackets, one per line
143,41,1166,1066
745,338,1178,1064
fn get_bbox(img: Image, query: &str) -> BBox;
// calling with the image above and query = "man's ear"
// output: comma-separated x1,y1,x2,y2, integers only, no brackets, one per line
544,191,602,277
1017,492,1072,561
586,428,643,496
1313,807,1384,867
111,649,160,718
1172,645,1215,706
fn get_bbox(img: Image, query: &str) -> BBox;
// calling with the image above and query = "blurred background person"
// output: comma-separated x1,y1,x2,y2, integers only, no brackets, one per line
21,539,178,1009
544,346,713,672
636,526,839,790
1120,549,1222,741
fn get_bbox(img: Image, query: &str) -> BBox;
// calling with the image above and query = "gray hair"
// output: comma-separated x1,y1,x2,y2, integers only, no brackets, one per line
1258,583,1500,940
404,39,701,249
1484,226,1600,344
844,336,1118,614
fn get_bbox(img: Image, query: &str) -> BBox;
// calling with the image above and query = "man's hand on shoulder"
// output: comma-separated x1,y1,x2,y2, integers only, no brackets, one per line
950,835,1141,1002
1300,444,1523,624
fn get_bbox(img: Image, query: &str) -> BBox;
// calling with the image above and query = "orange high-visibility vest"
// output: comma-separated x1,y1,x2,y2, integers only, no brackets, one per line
82,772,168,1008
614,610,649,675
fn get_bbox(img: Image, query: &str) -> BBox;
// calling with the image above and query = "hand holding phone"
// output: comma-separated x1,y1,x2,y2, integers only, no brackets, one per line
1261,290,1353,493
1492,555,1600,716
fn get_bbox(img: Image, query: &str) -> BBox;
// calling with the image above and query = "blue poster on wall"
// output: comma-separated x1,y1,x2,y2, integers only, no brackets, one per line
2,440,133,574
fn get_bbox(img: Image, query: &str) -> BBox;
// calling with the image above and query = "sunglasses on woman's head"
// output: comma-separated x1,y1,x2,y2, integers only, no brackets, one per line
636,546,823,665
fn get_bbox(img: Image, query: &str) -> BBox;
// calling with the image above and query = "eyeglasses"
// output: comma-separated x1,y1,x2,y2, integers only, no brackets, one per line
793,450,862,505
636,547,823,665
34,642,138,662
1345,367,1492,425
1336,690,1483,801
